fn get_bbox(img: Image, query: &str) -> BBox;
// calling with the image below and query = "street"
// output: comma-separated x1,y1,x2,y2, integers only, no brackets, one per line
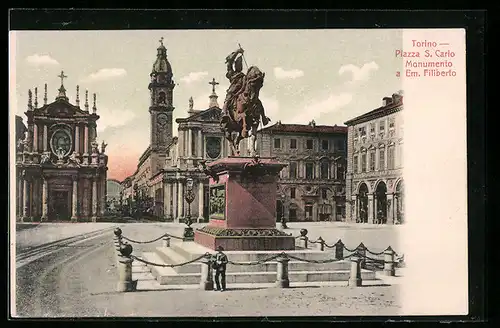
13,222,403,317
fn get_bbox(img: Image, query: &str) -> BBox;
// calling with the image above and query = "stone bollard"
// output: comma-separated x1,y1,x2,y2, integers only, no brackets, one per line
357,243,367,269
335,239,344,260
199,255,214,291
162,235,171,248
384,246,396,276
275,254,290,288
298,228,308,249
317,237,325,251
348,256,362,287
116,243,137,292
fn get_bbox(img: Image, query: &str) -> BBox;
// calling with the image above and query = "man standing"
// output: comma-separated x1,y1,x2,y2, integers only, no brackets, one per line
212,246,228,292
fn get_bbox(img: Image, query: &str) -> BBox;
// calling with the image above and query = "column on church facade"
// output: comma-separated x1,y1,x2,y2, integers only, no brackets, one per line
17,176,23,219
172,182,178,220
75,124,80,154
197,181,204,222
367,193,374,224
41,177,48,221
177,181,184,220
84,125,89,154
100,177,106,216
353,195,358,223
164,181,171,219
197,130,203,158
23,177,29,219
33,124,38,152
91,177,98,220
387,193,394,224
177,129,183,158
187,129,192,158
71,176,78,221
43,124,48,152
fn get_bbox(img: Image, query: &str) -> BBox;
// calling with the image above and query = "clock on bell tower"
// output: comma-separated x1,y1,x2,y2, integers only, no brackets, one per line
149,37,175,150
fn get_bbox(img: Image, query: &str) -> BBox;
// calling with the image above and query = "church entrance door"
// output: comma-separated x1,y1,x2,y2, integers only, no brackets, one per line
50,190,70,221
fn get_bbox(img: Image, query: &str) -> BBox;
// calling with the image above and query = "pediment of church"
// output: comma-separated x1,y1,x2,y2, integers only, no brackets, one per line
187,107,223,123
35,99,89,118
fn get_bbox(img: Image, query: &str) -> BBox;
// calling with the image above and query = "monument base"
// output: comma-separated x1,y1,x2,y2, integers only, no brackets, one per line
194,226,295,251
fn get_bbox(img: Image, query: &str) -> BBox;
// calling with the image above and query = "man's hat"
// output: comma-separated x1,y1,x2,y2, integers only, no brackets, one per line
216,246,224,251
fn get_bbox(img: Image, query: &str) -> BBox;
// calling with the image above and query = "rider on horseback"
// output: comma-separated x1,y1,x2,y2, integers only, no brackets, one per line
222,47,270,138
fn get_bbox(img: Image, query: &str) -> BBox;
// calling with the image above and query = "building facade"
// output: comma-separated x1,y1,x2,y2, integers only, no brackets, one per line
345,92,404,225
257,121,348,222
15,74,108,222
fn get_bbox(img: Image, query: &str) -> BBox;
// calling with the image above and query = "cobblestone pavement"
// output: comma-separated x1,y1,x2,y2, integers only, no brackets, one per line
13,222,402,317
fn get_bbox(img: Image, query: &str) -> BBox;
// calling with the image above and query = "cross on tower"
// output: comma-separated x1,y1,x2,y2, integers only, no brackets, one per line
159,37,164,46
209,78,219,93
58,70,68,86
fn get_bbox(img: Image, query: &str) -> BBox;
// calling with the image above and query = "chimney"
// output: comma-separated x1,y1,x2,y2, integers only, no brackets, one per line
382,97,393,107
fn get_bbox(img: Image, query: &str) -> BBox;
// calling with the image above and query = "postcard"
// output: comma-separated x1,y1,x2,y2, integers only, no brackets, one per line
9,27,468,318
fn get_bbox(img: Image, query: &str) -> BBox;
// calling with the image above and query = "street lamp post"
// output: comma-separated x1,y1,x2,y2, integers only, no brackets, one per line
183,177,196,240
280,193,288,229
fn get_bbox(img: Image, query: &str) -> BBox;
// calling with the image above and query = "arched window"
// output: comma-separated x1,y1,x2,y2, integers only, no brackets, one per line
353,155,358,173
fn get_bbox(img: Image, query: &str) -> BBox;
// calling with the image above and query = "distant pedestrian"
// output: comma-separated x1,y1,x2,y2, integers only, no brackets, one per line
212,246,228,291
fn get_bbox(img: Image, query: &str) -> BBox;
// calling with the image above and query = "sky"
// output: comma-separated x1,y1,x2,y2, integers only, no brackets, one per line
10,29,403,181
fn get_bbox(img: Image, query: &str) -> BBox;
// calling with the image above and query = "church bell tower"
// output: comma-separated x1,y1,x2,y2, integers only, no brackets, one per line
149,37,175,151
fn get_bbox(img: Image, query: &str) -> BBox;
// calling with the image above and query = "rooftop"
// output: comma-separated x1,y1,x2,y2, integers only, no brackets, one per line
259,121,347,134
344,92,403,126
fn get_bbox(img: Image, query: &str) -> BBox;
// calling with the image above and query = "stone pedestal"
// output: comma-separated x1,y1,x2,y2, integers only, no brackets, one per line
194,156,295,251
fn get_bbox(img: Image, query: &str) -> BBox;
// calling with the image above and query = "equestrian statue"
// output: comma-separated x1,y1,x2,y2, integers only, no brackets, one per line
220,45,270,156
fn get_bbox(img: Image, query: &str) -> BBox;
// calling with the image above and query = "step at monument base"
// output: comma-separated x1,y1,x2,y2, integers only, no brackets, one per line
139,241,378,286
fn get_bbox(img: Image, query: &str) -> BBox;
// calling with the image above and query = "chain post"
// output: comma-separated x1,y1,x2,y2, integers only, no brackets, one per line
117,243,137,292
357,242,367,269
199,254,214,291
384,246,396,276
275,253,290,288
348,255,362,287
335,239,344,260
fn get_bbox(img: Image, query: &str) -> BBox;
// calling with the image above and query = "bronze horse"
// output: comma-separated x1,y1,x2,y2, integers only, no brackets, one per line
220,66,266,156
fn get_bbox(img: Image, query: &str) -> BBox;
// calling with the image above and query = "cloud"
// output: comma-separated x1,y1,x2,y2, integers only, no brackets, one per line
180,71,209,84
273,67,304,80
25,54,59,66
82,68,127,82
290,93,353,124
338,61,379,84
96,107,136,133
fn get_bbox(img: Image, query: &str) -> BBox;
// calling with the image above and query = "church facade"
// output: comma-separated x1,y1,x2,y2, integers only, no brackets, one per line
15,73,108,222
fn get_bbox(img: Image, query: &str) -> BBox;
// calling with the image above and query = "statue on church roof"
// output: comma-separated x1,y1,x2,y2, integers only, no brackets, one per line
91,139,99,154
101,141,108,153
220,45,271,156
188,96,194,111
